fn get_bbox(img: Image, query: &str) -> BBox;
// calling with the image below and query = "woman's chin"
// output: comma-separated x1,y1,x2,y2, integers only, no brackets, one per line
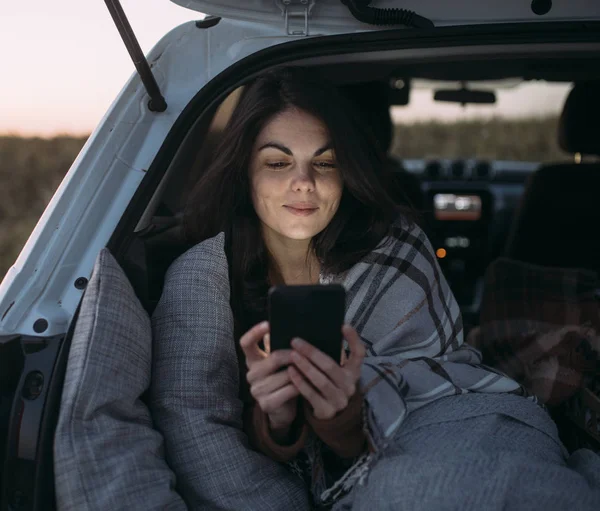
279,224,325,241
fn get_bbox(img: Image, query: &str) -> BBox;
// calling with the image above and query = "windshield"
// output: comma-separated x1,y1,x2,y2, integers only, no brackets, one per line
390,80,571,162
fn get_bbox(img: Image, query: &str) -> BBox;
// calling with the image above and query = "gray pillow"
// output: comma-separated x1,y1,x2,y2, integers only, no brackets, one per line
54,248,186,510
150,232,309,510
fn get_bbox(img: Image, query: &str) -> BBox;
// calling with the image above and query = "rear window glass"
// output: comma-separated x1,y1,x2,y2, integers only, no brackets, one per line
390,80,570,163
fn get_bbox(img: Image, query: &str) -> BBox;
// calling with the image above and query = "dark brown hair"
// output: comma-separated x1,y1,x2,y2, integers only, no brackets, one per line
184,67,406,334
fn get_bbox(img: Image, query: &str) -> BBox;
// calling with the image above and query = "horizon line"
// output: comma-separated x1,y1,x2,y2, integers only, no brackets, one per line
0,113,562,139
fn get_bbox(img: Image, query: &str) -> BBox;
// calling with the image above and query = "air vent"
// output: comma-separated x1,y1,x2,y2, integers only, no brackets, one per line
473,161,492,180
425,160,443,180
450,160,466,178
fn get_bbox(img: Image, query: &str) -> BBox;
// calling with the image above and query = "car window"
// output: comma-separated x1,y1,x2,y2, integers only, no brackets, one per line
390,80,571,162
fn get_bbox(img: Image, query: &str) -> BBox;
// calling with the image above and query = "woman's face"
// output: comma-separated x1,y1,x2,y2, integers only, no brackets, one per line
250,108,343,244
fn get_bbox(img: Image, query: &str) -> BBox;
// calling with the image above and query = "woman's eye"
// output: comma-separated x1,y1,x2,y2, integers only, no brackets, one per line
265,162,289,169
314,161,337,170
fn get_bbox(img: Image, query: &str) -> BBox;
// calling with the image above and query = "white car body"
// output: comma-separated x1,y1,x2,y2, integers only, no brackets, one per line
1,0,600,340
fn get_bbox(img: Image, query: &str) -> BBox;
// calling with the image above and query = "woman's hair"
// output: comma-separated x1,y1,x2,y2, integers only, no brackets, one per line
184,67,407,334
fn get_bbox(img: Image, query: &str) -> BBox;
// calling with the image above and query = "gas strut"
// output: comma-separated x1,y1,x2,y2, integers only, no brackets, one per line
104,0,168,112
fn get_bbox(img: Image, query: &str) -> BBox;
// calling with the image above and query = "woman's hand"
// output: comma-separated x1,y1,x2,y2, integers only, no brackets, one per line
240,321,300,439
288,324,365,420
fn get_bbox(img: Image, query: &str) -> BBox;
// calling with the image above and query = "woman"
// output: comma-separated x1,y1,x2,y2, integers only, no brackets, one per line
183,66,406,468
152,68,600,510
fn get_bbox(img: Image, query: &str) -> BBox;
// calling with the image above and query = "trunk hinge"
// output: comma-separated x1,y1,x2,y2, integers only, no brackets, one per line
104,0,167,112
276,0,316,36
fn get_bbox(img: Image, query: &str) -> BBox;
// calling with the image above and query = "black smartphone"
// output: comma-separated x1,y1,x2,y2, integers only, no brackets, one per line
268,284,346,363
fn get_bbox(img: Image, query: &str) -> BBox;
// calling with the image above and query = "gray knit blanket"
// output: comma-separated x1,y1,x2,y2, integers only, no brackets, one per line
332,392,600,510
310,219,537,505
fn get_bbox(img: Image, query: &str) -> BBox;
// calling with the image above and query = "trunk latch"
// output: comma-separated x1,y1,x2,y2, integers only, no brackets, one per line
276,0,316,36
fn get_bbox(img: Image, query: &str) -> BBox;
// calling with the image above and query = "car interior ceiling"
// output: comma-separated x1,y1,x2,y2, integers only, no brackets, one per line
118,52,600,339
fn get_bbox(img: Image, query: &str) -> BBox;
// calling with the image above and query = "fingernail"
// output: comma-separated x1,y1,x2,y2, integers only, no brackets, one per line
291,338,305,348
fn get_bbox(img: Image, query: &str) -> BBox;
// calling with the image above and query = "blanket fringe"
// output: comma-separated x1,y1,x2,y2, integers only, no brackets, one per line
320,453,374,504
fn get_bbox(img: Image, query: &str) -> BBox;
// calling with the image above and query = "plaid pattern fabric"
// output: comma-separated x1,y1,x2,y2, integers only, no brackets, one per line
313,220,530,506
469,258,600,406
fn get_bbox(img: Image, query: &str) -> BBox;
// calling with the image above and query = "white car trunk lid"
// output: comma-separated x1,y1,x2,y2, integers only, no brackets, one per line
172,0,600,33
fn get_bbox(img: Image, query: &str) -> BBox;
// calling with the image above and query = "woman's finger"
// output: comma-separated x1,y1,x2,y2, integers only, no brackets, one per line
290,351,348,411
342,325,366,371
288,366,335,420
250,367,292,399
263,333,271,354
246,349,293,384
340,347,348,367
290,337,350,392
256,384,299,414
240,321,270,365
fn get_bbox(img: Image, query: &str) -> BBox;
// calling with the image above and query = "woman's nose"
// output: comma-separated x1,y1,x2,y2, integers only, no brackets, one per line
291,163,316,192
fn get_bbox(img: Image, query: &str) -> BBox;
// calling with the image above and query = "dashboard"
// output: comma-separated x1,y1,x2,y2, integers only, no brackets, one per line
401,158,539,329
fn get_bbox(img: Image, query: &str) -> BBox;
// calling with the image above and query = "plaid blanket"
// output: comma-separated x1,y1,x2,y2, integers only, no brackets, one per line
311,220,531,506
468,258,600,406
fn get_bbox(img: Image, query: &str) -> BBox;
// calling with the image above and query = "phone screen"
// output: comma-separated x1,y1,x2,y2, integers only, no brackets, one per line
268,284,346,363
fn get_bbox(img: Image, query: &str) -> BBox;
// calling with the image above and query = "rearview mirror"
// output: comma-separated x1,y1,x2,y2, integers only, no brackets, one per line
434,88,496,105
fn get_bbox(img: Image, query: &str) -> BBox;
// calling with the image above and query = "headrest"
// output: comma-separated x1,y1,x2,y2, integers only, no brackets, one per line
505,163,600,273
558,81,600,156
340,81,393,153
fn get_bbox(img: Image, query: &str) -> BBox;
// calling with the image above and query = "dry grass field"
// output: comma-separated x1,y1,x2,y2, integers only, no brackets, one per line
390,116,564,161
0,116,566,281
0,135,87,280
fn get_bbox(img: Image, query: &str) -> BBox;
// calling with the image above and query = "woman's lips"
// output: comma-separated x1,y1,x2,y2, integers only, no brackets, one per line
283,205,319,216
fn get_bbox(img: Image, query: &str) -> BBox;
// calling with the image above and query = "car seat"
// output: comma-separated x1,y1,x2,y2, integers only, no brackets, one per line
505,81,600,271
472,81,600,452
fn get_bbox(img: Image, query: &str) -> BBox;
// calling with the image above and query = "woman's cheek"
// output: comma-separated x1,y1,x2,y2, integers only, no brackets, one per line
255,173,279,200
322,173,343,203
252,175,280,217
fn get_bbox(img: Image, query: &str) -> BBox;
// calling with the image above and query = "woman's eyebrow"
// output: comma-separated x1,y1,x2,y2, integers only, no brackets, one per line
257,142,334,157
314,144,333,157
257,142,292,155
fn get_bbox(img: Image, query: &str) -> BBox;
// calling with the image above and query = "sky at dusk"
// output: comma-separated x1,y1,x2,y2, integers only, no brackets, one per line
1,1,570,137
0,1,200,136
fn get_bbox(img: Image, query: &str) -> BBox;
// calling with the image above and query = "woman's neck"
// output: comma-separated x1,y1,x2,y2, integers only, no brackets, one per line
263,229,320,285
